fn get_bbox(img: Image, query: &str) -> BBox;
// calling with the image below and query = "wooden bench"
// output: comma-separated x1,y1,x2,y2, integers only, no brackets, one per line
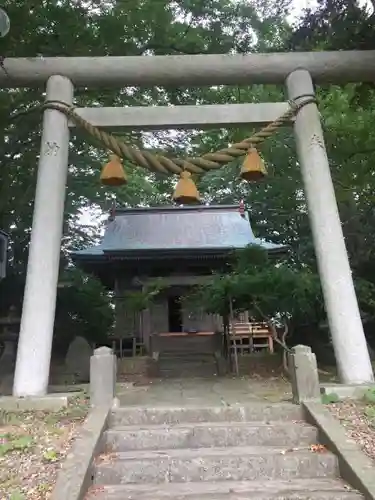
229,321,274,354
250,322,274,353
229,322,252,355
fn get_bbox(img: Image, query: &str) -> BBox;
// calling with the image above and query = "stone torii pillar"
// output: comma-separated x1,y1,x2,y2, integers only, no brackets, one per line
13,75,73,396
286,69,374,385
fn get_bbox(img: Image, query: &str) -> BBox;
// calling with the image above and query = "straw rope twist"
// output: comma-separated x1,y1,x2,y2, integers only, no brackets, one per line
19,96,317,175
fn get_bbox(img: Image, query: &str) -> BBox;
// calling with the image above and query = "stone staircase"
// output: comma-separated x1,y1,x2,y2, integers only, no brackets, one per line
157,352,220,378
86,402,363,499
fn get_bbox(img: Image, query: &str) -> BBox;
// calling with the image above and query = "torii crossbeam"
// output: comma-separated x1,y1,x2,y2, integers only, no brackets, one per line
1,51,375,86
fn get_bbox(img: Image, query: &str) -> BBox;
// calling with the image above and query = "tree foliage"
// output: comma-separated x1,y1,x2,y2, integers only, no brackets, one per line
289,0,375,52
190,245,323,325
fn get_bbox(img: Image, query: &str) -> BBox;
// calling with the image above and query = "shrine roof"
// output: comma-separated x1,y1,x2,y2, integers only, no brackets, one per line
72,205,287,261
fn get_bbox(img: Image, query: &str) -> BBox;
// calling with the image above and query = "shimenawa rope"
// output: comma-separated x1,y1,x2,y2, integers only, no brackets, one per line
11,96,316,175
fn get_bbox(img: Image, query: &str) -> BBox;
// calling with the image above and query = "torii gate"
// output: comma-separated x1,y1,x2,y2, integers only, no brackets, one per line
2,51,374,397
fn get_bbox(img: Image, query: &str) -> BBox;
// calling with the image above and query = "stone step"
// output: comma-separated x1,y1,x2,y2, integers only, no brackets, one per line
158,370,218,378
158,369,217,374
158,371,218,374
93,446,338,485
158,365,217,370
158,358,216,366
158,362,217,369
105,421,318,451
159,366,217,370
86,479,363,499
160,353,216,359
109,404,303,426
158,373,218,379
158,356,217,365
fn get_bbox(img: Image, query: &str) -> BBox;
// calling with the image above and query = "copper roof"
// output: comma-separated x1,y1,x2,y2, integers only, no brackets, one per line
72,205,287,259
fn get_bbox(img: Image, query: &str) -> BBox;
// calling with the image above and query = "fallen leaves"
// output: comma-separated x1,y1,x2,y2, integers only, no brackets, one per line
326,399,375,463
95,451,118,464
85,485,105,499
309,444,327,453
279,444,327,455
0,394,89,499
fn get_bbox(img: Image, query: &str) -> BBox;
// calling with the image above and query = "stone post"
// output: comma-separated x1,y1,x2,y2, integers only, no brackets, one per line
13,75,74,397
288,345,321,404
286,69,374,384
90,347,117,408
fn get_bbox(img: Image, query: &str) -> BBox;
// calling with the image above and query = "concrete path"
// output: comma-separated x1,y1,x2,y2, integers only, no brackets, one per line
117,376,292,407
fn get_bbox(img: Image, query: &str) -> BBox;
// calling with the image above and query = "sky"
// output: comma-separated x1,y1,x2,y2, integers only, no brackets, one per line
293,0,320,11
292,0,317,14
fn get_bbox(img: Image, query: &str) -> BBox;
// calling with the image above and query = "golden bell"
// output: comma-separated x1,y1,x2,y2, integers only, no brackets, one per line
240,147,267,182
100,154,127,186
172,171,200,204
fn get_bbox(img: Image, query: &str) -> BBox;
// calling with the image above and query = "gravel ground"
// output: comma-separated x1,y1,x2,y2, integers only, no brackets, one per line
0,393,89,500
326,395,375,463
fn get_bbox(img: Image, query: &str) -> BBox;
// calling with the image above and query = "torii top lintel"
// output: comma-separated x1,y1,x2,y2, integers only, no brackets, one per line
1,51,375,88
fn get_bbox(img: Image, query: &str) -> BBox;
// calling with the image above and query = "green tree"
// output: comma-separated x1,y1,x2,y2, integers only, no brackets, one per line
288,0,375,52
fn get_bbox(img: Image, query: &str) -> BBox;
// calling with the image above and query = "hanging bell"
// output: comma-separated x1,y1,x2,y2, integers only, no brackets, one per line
100,154,127,186
240,147,267,182
172,171,200,204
